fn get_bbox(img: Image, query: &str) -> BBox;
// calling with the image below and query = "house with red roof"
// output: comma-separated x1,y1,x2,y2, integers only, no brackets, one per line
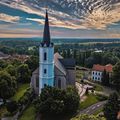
91,64,113,82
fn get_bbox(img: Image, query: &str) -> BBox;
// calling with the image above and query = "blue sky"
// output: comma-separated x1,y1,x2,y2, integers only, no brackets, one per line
0,0,120,38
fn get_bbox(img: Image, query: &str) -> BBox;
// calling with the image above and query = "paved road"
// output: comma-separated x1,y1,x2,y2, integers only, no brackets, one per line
79,101,107,115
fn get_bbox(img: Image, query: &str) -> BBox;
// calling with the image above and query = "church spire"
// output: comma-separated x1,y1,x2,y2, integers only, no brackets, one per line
43,9,50,45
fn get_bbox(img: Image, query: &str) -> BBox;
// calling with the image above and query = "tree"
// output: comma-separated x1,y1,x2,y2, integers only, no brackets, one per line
64,86,80,113
0,60,8,69
0,71,16,103
101,69,110,86
34,86,80,116
103,93,119,120
102,53,119,65
5,65,17,77
6,101,18,114
112,61,120,91
17,64,31,83
25,55,39,72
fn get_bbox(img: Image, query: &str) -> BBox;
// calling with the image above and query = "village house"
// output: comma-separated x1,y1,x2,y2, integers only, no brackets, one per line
91,64,113,82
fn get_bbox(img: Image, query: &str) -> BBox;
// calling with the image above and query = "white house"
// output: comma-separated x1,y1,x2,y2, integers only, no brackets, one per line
92,64,113,82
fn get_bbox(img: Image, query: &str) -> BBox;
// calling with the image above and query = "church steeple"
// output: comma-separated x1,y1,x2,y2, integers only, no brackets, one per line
42,10,51,46
39,9,54,94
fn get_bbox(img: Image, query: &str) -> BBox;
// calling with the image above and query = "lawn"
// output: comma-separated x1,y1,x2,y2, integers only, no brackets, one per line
94,84,103,91
80,94,99,110
19,104,36,120
12,83,30,101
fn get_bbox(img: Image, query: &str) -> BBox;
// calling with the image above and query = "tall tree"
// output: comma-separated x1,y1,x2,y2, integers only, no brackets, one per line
25,55,39,72
0,71,16,103
112,61,120,91
103,93,119,120
5,65,17,77
17,64,31,83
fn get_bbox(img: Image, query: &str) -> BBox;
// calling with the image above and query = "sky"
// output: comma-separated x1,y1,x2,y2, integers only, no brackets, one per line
0,0,120,38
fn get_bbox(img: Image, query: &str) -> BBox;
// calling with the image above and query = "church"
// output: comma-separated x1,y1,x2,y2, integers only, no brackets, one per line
30,10,76,95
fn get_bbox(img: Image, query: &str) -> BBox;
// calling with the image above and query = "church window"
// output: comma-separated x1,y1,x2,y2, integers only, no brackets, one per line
44,52,47,61
44,84,47,87
36,76,39,87
44,69,47,74
58,78,61,89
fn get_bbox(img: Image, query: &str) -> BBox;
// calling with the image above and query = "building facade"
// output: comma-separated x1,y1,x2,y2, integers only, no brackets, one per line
92,64,113,82
30,10,76,95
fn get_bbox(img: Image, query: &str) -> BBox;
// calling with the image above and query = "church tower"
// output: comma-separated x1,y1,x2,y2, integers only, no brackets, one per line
39,10,54,94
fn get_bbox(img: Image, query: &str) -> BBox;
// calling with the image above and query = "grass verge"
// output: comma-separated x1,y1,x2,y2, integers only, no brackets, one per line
12,83,29,101
80,94,99,110
19,104,36,120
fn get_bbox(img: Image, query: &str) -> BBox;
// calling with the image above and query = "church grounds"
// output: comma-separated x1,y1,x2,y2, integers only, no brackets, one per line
11,83,30,102
19,104,36,120
0,83,30,119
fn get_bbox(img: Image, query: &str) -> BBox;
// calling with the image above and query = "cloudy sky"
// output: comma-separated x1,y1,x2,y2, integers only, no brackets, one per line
0,0,120,38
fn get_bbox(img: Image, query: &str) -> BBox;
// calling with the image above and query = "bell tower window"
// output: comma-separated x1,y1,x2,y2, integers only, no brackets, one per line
44,52,47,61
44,69,47,74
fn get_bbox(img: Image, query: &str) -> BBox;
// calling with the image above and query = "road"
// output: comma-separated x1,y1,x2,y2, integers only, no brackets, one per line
79,101,107,115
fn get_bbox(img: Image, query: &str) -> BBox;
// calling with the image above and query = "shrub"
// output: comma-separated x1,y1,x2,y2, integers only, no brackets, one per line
6,101,18,114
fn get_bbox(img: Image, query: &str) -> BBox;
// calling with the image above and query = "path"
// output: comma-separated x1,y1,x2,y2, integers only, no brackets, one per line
79,101,107,115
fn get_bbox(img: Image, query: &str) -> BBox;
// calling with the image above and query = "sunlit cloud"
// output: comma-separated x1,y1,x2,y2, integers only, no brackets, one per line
0,0,120,38
0,1,120,30
0,13,20,23
82,4,120,29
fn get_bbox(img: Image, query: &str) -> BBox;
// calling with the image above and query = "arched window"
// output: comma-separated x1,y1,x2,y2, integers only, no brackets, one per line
58,78,61,89
44,52,47,61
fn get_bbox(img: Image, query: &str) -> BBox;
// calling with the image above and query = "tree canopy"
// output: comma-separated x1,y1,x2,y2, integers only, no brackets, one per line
103,93,119,120
34,86,80,116
0,71,16,102
112,61,120,91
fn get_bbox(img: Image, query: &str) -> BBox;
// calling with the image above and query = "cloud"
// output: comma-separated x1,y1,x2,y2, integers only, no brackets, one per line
0,13,20,23
82,4,120,29
1,1,120,30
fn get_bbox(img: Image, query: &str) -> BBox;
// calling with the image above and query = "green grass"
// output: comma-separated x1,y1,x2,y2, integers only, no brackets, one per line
93,107,103,115
12,83,29,101
94,84,103,91
80,94,99,110
19,104,36,120
76,70,84,79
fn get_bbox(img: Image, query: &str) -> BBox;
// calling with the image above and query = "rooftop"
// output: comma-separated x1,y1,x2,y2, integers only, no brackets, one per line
92,64,113,72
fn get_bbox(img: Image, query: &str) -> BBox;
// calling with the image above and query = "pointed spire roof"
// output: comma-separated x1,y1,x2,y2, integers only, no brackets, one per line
43,10,50,45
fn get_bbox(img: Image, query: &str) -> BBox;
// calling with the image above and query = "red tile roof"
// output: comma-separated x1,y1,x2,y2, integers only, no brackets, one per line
92,64,113,72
